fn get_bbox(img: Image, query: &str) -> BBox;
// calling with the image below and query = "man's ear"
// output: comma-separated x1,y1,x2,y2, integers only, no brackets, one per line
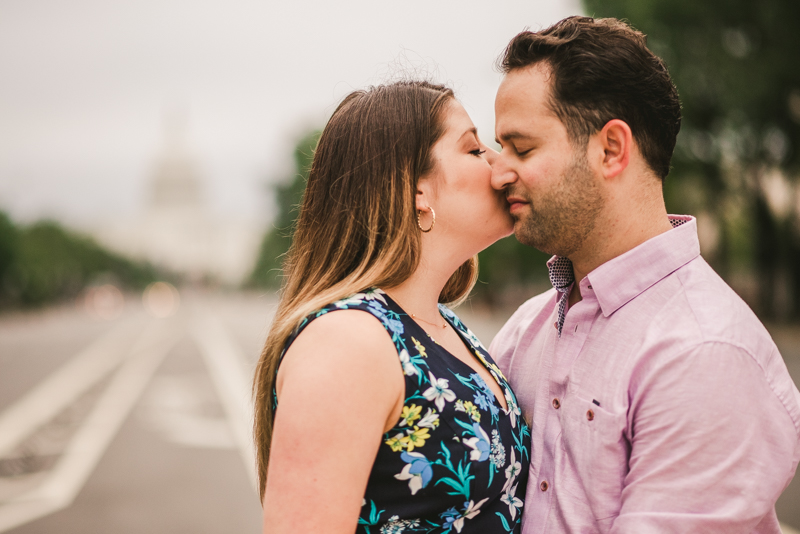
597,119,632,180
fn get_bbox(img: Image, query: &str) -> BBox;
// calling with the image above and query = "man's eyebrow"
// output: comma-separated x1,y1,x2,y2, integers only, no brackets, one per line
495,131,531,144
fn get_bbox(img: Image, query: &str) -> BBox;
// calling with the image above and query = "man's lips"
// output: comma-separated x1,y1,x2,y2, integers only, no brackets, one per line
506,197,529,212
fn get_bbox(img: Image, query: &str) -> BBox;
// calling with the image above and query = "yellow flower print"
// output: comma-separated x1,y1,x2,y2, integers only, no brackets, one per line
411,337,428,358
455,400,481,422
489,363,508,382
400,404,422,427
463,401,481,422
385,433,405,452
404,426,430,451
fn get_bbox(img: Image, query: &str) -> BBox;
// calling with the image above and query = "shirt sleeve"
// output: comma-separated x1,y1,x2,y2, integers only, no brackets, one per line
611,341,799,534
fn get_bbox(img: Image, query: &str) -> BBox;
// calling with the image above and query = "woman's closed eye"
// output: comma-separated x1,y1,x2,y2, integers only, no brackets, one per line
469,148,487,157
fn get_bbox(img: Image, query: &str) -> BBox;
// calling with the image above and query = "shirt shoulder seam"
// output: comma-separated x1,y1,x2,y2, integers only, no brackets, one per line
672,338,800,436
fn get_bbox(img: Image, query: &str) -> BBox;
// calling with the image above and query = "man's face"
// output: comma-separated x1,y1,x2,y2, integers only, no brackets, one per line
492,63,605,258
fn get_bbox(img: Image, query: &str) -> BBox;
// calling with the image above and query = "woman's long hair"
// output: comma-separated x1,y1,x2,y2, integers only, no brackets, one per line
253,81,478,499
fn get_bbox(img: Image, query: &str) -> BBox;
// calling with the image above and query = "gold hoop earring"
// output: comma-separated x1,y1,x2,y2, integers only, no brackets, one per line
417,207,435,233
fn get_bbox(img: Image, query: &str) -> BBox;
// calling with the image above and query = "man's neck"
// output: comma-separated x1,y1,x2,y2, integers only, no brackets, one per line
567,203,674,307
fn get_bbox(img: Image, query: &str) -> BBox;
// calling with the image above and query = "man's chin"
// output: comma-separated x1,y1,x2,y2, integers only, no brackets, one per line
512,222,553,253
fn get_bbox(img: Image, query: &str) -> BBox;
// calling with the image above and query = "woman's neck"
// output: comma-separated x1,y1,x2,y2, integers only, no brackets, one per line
383,258,451,325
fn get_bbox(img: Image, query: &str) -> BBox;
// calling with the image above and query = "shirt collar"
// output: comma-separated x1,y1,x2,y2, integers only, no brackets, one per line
546,215,700,318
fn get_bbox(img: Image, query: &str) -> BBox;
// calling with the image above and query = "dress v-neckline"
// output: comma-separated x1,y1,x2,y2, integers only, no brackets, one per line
381,292,510,414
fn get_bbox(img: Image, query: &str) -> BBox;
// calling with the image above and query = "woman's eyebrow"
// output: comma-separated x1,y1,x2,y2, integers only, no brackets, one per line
458,127,478,142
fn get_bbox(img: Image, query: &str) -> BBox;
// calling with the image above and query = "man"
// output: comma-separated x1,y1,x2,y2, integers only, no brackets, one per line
490,16,800,533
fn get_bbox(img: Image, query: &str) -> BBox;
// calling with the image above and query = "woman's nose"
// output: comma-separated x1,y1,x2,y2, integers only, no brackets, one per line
483,145,499,165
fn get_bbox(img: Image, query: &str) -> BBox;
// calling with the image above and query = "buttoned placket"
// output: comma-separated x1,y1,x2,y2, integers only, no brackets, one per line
528,277,598,534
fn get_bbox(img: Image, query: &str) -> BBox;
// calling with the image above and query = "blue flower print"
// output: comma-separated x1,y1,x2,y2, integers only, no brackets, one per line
473,392,491,411
366,300,405,335
439,499,490,533
463,422,491,462
386,317,405,335
440,507,460,530
470,373,495,400
394,451,433,495
367,298,388,315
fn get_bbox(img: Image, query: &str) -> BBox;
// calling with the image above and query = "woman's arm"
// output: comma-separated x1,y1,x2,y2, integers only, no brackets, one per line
262,310,404,534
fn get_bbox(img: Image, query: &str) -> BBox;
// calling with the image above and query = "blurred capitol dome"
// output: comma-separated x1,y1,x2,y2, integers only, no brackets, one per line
94,111,261,285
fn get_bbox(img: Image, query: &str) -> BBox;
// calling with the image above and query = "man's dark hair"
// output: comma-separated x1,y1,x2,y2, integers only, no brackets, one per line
500,16,682,179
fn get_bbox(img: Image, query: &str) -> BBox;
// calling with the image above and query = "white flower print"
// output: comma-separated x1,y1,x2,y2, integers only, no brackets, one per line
394,463,425,495
503,447,522,493
500,483,524,520
504,388,521,428
380,516,420,534
463,326,485,351
489,429,506,470
416,407,440,429
335,289,387,309
452,498,490,532
397,349,418,377
422,372,456,411
363,288,388,304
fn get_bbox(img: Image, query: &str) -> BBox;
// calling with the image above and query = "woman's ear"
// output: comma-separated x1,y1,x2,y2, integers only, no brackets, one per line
415,180,433,212
596,119,632,180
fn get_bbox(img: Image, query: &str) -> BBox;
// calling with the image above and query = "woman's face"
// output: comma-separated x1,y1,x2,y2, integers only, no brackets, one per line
419,100,513,256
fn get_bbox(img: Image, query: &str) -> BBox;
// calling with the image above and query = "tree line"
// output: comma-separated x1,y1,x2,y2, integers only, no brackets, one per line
0,211,158,309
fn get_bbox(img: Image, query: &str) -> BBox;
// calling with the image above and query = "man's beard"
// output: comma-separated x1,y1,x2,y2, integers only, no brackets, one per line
511,149,605,258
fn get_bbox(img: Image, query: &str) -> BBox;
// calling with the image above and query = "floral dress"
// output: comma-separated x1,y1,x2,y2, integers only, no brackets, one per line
275,288,531,533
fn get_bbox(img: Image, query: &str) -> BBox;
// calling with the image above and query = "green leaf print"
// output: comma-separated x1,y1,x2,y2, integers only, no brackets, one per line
496,511,512,532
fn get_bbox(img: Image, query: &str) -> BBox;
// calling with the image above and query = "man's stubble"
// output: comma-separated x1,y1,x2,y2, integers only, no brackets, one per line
512,148,605,259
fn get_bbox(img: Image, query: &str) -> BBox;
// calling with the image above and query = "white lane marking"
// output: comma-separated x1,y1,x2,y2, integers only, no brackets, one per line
138,374,237,450
0,315,146,457
0,320,181,533
191,311,257,490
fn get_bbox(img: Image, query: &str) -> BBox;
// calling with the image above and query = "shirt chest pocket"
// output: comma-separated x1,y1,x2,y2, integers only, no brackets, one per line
557,394,629,524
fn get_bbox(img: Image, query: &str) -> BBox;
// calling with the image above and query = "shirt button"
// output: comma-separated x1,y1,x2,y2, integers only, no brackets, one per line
552,398,560,409
553,321,558,330
540,480,549,492
586,409,595,421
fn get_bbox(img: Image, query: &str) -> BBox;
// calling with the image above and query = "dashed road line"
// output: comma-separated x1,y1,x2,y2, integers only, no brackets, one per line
0,314,146,458
0,319,181,532
191,309,257,490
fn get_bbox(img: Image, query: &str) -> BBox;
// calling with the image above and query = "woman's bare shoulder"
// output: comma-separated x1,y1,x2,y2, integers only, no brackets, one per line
277,308,402,396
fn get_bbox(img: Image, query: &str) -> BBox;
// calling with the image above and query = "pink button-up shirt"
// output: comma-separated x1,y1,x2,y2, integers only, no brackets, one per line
490,215,800,534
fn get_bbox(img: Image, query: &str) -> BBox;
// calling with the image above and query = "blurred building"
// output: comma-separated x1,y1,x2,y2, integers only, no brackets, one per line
92,114,262,285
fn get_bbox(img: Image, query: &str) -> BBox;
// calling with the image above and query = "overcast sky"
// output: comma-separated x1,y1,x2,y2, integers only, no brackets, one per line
0,0,582,228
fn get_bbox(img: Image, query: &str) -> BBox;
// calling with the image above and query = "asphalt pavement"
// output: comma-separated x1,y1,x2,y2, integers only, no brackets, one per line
0,292,798,533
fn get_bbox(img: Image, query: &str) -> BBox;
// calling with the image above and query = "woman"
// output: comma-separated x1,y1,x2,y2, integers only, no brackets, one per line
254,81,530,533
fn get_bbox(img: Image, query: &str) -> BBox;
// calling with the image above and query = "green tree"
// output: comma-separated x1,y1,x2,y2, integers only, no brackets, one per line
0,215,159,307
582,0,800,318
249,130,321,288
0,212,18,292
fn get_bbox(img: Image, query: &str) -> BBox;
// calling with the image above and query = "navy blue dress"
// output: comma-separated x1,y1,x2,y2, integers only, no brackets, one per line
275,288,531,533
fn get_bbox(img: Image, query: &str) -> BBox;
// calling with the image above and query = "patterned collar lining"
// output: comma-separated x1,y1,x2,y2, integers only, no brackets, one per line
548,217,689,337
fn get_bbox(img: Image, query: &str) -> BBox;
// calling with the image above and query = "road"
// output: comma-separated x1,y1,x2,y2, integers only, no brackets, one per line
0,292,798,533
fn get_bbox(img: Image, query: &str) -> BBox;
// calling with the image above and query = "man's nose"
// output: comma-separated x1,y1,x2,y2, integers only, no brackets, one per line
491,153,517,191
